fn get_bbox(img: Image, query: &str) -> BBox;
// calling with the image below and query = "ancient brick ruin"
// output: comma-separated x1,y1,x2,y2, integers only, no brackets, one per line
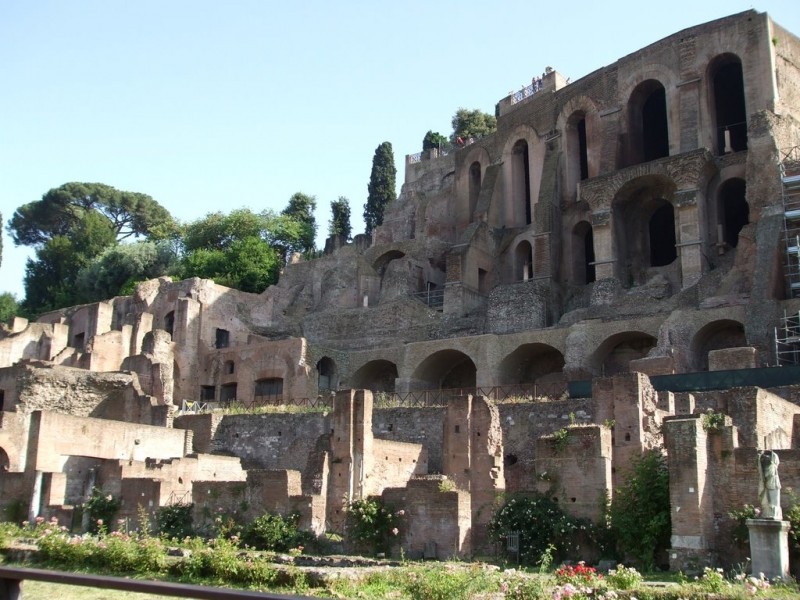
2,9,800,570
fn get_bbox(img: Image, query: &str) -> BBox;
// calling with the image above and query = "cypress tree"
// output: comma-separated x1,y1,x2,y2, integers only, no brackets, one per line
363,142,396,236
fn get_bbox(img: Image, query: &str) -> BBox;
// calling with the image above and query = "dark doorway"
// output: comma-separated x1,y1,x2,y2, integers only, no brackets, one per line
720,178,748,247
712,57,747,154
642,86,669,162
649,203,677,266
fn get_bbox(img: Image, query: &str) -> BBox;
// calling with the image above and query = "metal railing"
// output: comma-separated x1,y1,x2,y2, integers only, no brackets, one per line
511,81,543,104
0,566,314,600
411,288,444,309
373,382,568,408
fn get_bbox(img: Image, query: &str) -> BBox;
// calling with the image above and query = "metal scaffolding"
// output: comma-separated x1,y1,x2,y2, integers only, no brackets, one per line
781,146,800,297
775,310,800,366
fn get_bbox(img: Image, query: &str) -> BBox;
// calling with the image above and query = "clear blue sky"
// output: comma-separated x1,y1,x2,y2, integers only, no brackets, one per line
2,1,798,299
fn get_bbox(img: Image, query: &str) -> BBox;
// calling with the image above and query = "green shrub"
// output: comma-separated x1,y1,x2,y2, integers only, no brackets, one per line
84,487,121,533
401,564,497,600
242,512,310,552
488,494,595,564
155,502,194,539
609,450,671,569
605,563,642,590
346,497,399,554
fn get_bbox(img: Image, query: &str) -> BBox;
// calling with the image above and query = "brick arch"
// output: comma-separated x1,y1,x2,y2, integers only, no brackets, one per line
491,124,543,229
349,359,398,393
497,343,565,386
591,331,658,376
411,349,477,390
690,319,747,371
556,95,601,201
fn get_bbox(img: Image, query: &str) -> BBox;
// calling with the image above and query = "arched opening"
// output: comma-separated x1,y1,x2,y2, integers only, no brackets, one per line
164,311,175,337
571,221,596,284
317,357,338,392
719,178,748,248
349,360,398,393
628,80,669,165
0,447,9,472
613,176,678,285
710,55,747,154
373,250,406,276
497,344,566,387
412,350,477,390
690,319,747,371
512,140,532,225
254,378,283,402
514,241,533,281
577,119,588,180
593,332,657,376
469,161,481,220
649,203,677,266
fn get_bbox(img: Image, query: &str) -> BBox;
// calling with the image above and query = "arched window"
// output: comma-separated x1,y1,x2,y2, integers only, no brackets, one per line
649,203,677,266
469,161,481,220
572,221,596,284
627,80,669,165
710,55,747,154
719,178,748,248
515,241,533,281
317,357,338,392
511,140,532,225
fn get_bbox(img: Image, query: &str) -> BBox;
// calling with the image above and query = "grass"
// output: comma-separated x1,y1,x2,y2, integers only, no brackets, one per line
19,581,182,600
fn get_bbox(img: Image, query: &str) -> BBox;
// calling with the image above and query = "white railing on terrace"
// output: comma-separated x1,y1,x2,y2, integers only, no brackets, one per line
411,288,444,309
511,81,543,105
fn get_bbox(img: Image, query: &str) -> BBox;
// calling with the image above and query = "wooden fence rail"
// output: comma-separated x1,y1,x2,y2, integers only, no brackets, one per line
0,566,315,600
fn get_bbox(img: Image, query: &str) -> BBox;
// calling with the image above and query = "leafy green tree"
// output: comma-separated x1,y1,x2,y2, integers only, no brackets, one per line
8,182,176,246
363,142,396,236
281,192,317,256
328,196,352,239
610,450,671,569
179,208,294,293
0,292,18,324
21,211,117,314
75,240,179,303
450,108,497,143
422,130,448,151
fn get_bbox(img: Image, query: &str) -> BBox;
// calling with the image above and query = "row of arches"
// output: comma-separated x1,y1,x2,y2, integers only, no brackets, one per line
343,319,746,393
462,53,748,235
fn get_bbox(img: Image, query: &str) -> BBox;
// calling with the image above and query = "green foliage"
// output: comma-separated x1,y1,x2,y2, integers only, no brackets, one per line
450,108,497,143
9,182,176,246
422,130,449,151
281,192,317,256
346,496,400,554
329,196,352,239
552,427,570,453
489,494,595,564
176,536,278,587
155,502,194,540
0,292,19,325
606,564,643,590
402,563,498,600
728,503,758,545
700,408,726,432
363,141,396,236
75,240,178,302
609,450,671,569
241,512,311,552
84,487,122,534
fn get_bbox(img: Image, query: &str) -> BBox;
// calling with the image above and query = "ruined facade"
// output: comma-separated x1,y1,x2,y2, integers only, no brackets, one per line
2,9,800,569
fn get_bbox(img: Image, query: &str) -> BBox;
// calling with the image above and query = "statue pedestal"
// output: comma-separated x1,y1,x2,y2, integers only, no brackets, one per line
746,519,790,580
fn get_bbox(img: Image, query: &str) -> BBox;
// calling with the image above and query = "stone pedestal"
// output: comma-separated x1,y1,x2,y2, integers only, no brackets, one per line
746,519,790,580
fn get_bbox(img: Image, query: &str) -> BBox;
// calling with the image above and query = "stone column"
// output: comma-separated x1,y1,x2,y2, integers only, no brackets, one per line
747,519,790,580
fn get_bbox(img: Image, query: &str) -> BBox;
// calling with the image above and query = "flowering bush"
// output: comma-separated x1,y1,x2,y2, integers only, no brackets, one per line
555,562,602,586
697,566,728,594
605,564,641,590
84,487,121,534
346,497,401,554
489,494,596,564
241,512,311,552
